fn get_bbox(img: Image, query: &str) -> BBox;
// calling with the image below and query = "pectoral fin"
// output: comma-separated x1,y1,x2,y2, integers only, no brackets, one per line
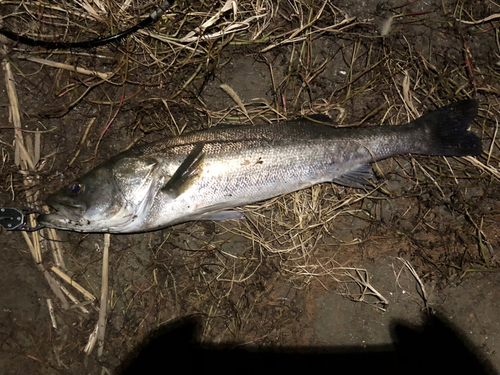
332,164,373,189
162,142,206,198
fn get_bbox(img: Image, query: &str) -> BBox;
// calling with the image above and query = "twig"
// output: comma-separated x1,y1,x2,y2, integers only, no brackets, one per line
395,257,428,309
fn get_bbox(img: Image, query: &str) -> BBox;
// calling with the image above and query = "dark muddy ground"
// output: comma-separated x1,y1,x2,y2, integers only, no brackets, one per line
0,0,499,374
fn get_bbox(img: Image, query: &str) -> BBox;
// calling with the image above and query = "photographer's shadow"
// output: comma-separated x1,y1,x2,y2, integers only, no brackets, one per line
117,312,495,375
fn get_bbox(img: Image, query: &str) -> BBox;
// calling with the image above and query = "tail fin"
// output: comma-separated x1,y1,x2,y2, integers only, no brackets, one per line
410,100,482,156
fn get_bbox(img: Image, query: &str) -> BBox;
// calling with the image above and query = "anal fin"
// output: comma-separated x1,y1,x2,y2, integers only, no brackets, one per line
331,164,373,189
200,211,245,221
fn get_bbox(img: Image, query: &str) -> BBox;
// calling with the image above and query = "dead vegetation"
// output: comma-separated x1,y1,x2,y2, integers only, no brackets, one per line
1,0,500,372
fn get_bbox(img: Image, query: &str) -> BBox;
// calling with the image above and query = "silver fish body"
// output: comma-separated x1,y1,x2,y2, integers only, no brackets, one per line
38,100,482,233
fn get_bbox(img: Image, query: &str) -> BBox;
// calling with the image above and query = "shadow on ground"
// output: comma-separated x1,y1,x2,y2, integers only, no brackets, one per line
118,313,496,375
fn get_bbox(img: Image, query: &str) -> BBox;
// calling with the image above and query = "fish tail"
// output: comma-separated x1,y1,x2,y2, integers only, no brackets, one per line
408,99,482,156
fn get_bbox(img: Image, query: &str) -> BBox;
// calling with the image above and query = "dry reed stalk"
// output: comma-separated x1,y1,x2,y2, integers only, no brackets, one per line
4,62,24,168
47,299,57,329
74,0,106,21
34,130,40,167
220,84,251,121
51,266,96,302
97,233,110,357
54,279,90,314
179,14,267,43
464,156,500,180
84,325,99,355
180,0,236,42
19,55,113,80
4,61,45,269
43,270,70,310
20,230,41,264
45,226,66,270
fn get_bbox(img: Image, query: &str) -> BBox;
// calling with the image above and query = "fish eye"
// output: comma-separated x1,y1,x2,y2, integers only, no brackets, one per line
70,183,83,195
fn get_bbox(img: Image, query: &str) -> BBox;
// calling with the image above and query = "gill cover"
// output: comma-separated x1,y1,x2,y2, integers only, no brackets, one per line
39,154,159,232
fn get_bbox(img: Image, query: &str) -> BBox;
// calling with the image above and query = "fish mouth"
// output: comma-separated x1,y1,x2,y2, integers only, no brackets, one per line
37,201,86,229
37,212,71,228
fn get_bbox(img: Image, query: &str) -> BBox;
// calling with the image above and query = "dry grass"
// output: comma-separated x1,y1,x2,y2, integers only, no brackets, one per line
1,0,500,371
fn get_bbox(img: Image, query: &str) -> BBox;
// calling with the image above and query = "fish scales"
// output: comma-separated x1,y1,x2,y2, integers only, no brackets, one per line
138,122,413,226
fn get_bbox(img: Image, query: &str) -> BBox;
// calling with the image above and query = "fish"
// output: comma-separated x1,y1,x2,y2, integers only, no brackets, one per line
38,100,482,233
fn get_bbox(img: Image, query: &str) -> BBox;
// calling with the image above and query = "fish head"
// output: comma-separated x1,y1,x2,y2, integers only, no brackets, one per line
38,155,159,232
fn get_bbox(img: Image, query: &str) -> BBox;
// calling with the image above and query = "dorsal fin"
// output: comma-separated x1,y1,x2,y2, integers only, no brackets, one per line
305,114,336,125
